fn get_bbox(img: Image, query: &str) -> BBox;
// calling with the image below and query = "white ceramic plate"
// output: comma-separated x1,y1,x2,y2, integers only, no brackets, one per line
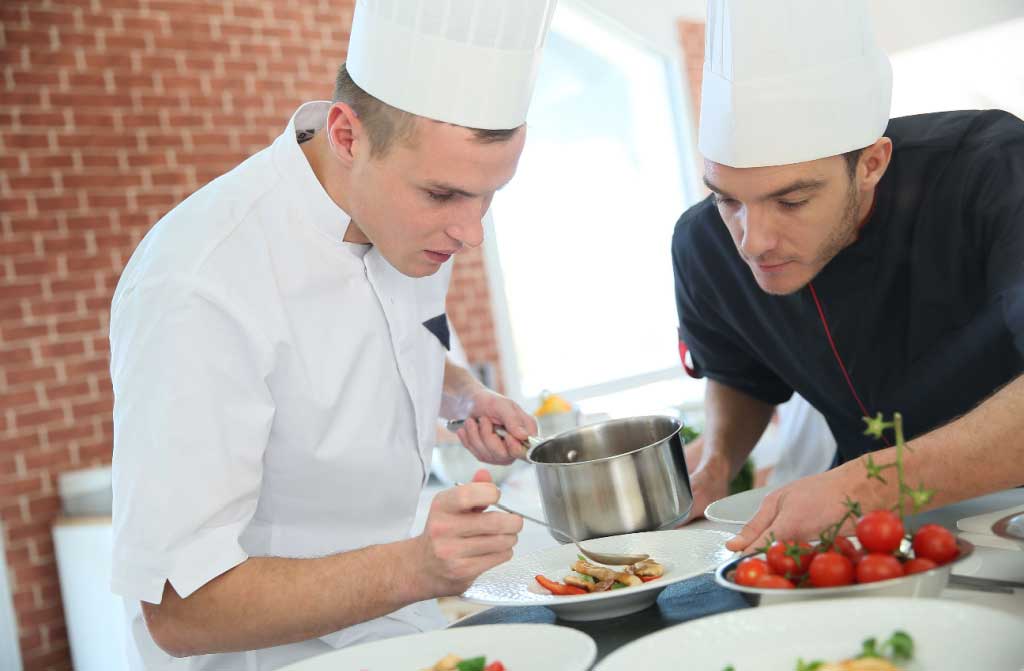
278,623,596,671
704,485,775,525
594,597,1024,670
462,529,735,621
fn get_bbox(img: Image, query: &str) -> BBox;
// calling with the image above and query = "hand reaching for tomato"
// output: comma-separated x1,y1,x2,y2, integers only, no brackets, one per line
726,462,873,553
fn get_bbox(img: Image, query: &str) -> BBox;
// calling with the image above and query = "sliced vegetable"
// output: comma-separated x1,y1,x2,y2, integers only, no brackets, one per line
535,574,586,596
455,657,486,671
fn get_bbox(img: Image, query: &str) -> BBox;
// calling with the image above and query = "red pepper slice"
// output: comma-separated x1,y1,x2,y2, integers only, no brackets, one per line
640,576,660,582
484,662,505,671
535,574,586,595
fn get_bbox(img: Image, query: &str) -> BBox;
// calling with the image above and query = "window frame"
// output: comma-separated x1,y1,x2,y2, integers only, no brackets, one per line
482,0,703,408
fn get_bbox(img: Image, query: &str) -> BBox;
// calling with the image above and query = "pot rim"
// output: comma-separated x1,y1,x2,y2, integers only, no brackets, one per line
526,414,686,467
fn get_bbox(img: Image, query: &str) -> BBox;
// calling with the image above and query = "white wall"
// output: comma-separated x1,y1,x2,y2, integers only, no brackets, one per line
578,0,1024,59
0,524,23,671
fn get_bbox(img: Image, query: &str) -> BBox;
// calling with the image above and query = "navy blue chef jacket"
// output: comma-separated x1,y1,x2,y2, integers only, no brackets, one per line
673,110,1024,465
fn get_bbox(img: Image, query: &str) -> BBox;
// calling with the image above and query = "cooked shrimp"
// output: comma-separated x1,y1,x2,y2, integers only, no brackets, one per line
631,559,664,577
572,560,642,586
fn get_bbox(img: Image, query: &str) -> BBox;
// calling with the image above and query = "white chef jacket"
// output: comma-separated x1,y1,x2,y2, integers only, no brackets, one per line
765,394,837,487
109,101,450,670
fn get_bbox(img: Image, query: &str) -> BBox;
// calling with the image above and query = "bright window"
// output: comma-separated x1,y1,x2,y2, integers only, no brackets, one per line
486,2,703,414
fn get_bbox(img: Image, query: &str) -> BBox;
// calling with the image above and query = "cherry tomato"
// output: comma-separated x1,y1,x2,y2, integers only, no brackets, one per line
855,553,904,583
766,540,814,578
912,524,958,564
484,662,506,671
808,551,855,587
754,573,796,589
832,535,866,566
903,557,939,575
855,510,905,554
734,558,772,587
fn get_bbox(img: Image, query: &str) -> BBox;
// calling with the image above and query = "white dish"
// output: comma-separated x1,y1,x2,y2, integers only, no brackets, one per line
704,485,774,525
594,597,1024,670
278,623,595,671
462,529,735,621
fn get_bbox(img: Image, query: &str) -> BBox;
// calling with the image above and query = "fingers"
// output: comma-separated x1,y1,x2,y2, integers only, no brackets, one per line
446,531,520,558
457,417,517,465
454,510,524,538
471,468,493,483
434,481,500,514
495,403,536,442
422,487,522,594
460,417,516,465
477,416,519,464
726,491,781,552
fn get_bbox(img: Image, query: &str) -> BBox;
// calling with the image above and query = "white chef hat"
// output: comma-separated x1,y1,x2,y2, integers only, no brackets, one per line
698,0,892,168
346,0,558,131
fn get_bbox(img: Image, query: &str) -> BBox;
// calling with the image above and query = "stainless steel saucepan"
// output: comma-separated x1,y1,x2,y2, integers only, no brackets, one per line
449,415,693,543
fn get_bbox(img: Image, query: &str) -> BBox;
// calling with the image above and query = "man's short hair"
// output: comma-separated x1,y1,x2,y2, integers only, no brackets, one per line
333,63,520,157
842,147,866,178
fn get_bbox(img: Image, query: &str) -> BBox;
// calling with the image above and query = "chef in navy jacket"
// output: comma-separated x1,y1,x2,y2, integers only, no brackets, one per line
673,0,1024,551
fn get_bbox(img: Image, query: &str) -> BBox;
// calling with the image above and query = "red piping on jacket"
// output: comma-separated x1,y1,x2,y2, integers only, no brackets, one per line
808,281,891,448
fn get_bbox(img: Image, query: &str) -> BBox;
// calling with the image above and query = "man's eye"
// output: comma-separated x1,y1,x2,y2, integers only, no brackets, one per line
715,196,738,208
779,200,808,210
427,191,454,202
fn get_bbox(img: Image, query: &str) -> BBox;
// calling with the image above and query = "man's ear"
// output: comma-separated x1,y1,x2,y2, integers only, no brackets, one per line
325,102,364,166
858,136,893,191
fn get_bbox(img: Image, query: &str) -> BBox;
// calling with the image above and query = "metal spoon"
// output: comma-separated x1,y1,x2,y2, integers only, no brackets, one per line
992,511,1024,545
454,481,649,566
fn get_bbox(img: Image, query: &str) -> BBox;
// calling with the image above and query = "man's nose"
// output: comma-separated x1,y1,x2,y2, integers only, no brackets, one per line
446,203,486,248
739,208,778,260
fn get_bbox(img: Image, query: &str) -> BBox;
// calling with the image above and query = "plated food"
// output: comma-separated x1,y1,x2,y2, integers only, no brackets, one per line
535,556,664,596
462,529,734,621
592,598,1024,670
722,630,914,671
423,654,505,671
276,624,595,671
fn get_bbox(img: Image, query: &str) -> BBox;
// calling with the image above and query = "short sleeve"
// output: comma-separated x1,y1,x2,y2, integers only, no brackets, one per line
672,212,793,405
109,276,275,604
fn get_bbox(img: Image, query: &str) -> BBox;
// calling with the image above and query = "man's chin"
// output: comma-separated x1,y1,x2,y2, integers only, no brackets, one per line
751,269,810,296
397,260,441,279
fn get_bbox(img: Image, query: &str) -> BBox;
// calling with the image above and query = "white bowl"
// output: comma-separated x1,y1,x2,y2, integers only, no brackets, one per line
714,537,974,606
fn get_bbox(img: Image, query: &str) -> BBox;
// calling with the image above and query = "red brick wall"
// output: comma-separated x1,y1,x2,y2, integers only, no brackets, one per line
0,1,502,668
677,19,707,191
677,20,706,120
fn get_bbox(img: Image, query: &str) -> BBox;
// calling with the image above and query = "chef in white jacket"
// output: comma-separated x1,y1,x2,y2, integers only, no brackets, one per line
109,1,557,668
